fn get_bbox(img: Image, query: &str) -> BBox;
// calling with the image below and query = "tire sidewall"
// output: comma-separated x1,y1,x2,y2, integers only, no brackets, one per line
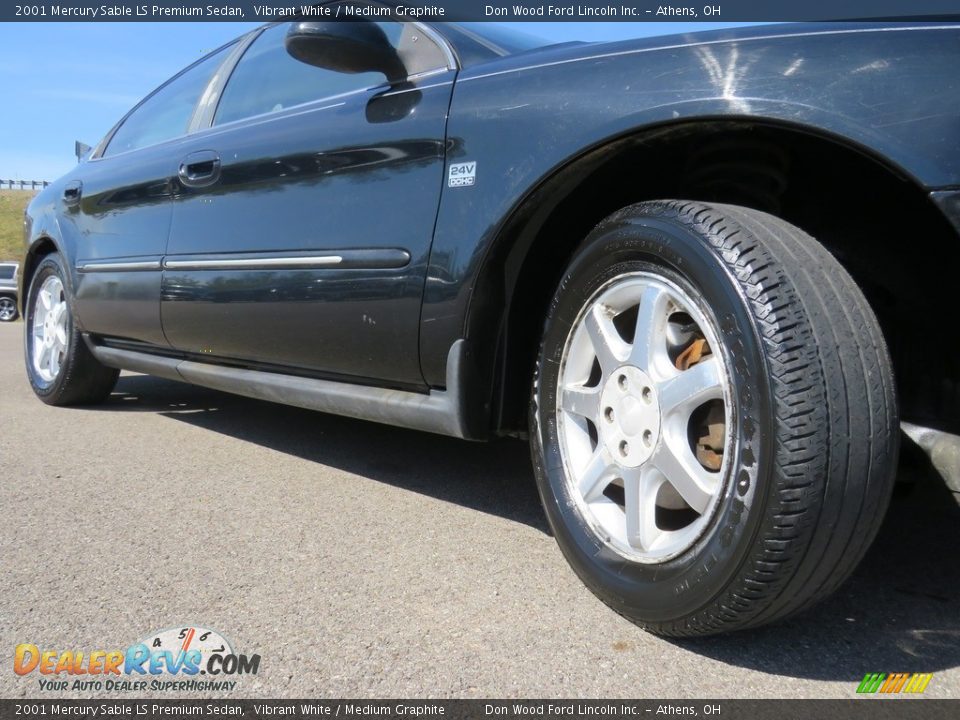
531,210,776,624
24,254,76,400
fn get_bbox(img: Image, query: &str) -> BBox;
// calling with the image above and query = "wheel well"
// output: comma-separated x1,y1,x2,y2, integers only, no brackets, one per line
480,120,960,436
20,238,57,311
23,238,57,283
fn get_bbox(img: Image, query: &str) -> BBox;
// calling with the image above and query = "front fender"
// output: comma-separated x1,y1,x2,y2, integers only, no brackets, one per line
20,184,73,317
419,24,960,385
587,96,935,187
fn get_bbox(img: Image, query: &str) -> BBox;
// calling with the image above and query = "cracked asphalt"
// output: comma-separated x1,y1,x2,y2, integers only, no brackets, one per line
0,321,958,699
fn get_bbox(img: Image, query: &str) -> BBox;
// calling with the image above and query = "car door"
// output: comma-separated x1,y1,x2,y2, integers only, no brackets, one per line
161,17,456,387
69,44,235,348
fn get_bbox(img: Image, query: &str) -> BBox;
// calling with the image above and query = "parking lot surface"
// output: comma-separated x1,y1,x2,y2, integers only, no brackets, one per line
1,321,958,699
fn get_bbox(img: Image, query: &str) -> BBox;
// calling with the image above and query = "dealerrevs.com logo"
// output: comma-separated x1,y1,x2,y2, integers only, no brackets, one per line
14,627,260,692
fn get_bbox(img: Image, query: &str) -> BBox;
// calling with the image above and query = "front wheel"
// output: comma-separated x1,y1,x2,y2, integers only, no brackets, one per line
24,253,119,405
530,201,898,636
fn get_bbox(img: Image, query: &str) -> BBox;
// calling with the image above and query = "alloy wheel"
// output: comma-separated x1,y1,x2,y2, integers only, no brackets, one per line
556,271,733,563
0,297,15,321
31,275,68,383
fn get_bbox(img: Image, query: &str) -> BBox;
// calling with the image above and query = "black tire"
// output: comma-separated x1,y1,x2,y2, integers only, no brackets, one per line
530,200,898,636
0,295,17,322
24,253,119,406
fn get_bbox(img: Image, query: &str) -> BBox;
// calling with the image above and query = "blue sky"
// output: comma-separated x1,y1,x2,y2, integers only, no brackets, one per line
0,22,758,181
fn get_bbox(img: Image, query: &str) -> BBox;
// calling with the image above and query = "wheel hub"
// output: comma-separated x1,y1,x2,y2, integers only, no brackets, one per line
599,365,660,468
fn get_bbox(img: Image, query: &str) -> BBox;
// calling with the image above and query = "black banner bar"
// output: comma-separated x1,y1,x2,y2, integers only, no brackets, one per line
4,0,960,23
1,700,958,720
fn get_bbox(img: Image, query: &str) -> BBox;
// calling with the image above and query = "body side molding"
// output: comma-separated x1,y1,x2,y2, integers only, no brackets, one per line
162,248,410,271
77,249,411,273
88,338,482,440
77,258,163,272
163,255,343,270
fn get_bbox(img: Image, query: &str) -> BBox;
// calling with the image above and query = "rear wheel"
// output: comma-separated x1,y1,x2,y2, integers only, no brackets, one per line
530,200,898,636
24,253,118,405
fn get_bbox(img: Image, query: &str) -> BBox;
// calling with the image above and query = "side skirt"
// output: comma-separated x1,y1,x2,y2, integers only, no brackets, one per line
88,339,483,440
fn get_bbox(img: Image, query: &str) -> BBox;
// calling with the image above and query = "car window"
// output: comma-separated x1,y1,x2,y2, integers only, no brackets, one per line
0,265,14,280
213,21,409,126
104,45,232,157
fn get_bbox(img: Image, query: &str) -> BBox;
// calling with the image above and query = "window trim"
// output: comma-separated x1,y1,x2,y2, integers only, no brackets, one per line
185,72,454,142
409,21,459,72
87,16,459,160
204,17,458,131
91,36,244,161
189,26,266,132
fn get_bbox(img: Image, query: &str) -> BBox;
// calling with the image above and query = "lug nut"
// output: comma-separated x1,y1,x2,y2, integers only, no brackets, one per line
643,430,653,447
604,407,614,423
618,374,628,390
642,386,652,403
619,440,629,457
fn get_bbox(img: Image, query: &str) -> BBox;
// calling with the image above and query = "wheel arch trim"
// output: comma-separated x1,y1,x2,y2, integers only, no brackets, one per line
20,232,64,316
469,101,940,331
457,107,948,435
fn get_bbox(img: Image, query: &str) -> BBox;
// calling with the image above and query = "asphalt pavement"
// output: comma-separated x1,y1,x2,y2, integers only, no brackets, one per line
1,320,958,699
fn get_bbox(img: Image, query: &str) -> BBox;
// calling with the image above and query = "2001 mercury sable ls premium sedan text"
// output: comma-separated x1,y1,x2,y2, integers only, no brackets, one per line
20,11,960,635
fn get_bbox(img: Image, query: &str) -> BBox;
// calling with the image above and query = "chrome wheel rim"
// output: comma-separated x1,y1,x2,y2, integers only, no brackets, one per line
556,271,734,563
31,276,68,383
0,297,15,321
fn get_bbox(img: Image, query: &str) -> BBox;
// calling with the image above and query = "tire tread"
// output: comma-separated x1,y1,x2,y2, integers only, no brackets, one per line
572,200,897,636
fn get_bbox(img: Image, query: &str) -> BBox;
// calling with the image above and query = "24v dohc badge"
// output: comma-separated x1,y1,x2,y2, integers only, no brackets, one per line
448,161,476,187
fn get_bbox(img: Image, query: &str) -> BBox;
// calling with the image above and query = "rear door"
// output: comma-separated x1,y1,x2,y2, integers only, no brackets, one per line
69,44,235,347
161,17,456,387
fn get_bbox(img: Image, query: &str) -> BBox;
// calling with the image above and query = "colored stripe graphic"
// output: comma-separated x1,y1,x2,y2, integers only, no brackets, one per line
905,673,933,694
857,672,932,694
885,673,909,693
857,673,886,693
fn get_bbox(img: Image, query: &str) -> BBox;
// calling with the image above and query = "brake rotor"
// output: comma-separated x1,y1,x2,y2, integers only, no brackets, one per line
695,403,726,471
674,338,725,471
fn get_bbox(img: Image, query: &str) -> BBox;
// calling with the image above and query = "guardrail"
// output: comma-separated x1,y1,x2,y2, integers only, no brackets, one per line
1,179,50,190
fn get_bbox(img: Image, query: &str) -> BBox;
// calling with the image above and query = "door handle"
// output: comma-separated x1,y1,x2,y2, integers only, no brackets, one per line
178,150,221,188
63,180,82,205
